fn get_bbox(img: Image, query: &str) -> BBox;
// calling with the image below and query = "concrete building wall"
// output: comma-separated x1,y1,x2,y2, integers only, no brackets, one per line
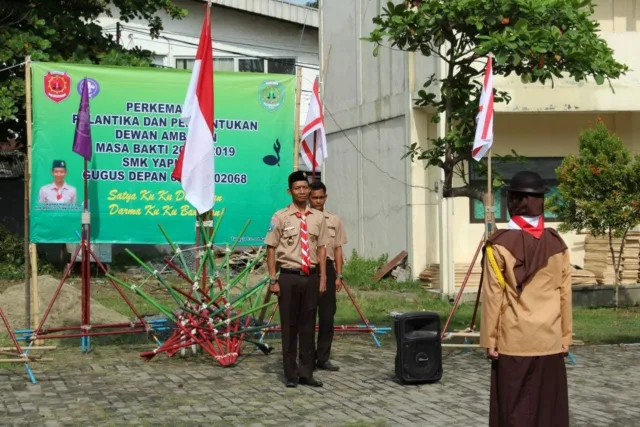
450,111,640,269
322,0,640,286
322,0,442,269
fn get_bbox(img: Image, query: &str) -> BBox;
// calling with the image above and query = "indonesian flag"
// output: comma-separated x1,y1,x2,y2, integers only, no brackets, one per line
471,56,494,161
171,5,215,214
300,76,327,170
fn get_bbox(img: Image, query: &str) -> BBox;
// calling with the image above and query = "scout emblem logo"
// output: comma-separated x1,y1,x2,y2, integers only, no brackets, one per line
77,78,100,99
259,81,285,112
44,72,71,103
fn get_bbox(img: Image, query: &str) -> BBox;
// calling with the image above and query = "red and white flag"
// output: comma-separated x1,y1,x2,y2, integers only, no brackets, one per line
471,56,494,161
300,76,327,170
171,5,215,214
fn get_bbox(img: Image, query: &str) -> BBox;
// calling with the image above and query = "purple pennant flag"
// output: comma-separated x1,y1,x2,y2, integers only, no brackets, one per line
72,77,92,161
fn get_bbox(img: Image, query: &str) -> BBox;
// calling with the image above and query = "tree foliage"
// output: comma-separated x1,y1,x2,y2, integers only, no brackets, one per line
365,0,628,199
550,120,640,301
0,0,187,145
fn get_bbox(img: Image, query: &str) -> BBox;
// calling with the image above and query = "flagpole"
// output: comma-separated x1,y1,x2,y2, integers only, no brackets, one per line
312,132,317,182
485,150,493,239
200,0,213,292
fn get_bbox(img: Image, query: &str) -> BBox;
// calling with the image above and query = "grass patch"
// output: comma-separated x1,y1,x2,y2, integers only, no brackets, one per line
343,250,422,292
5,252,640,348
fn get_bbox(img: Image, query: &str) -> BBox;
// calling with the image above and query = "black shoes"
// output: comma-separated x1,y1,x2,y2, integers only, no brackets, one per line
285,378,298,388
317,361,340,372
299,377,323,387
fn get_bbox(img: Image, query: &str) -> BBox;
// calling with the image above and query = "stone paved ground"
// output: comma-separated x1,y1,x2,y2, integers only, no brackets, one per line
0,337,638,427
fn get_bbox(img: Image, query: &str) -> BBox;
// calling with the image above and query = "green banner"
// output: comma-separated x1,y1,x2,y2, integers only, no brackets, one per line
30,62,294,245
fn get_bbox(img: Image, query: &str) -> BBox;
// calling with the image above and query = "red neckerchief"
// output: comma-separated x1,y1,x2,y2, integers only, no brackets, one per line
511,215,544,239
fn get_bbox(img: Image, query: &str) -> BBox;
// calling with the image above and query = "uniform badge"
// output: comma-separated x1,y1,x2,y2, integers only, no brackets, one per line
287,238,294,246
268,222,275,232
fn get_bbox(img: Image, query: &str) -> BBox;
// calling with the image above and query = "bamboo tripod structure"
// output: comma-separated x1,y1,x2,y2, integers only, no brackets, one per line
106,211,279,365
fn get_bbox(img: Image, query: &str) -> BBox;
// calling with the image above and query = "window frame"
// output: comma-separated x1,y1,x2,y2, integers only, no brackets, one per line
468,157,563,224
175,56,298,75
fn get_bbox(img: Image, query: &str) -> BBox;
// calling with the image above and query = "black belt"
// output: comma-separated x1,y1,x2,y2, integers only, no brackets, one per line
280,267,317,276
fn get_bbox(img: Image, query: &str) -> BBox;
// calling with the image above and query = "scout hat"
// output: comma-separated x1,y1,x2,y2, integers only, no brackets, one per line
503,171,550,195
288,171,308,187
52,160,67,170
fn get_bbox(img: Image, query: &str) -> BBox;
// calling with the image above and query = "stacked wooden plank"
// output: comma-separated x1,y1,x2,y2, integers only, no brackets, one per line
419,263,482,290
570,266,597,286
583,233,640,285
420,263,600,289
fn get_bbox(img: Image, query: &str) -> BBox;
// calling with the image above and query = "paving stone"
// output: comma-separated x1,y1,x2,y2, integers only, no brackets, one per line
0,341,638,426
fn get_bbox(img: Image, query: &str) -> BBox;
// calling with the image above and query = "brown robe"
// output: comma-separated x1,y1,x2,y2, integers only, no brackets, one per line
481,226,571,427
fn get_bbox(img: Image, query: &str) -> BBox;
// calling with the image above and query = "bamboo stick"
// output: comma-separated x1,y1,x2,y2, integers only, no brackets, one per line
293,67,302,171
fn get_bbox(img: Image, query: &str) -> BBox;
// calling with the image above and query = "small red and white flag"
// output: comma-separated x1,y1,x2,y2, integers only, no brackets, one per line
471,56,494,161
300,76,327,170
171,4,215,214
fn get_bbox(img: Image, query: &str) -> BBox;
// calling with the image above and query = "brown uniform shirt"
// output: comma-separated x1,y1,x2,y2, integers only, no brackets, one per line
480,245,573,356
323,210,348,261
264,204,330,269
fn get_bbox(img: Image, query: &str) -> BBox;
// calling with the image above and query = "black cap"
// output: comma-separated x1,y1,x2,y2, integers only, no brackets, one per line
52,160,67,169
288,171,308,187
503,171,550,194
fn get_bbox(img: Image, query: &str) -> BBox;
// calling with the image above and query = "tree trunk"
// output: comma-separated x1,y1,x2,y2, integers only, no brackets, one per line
608,229,624,309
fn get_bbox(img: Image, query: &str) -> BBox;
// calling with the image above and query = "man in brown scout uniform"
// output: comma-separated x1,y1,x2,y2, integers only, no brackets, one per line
480,170,572,427
309,181,348,372
265,171,330,388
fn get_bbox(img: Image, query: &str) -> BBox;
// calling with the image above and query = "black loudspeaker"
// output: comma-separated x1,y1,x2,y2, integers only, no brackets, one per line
393,311,442,384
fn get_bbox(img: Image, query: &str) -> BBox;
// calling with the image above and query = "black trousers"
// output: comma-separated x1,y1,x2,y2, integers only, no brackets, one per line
316,261,336,365
278,270,319,381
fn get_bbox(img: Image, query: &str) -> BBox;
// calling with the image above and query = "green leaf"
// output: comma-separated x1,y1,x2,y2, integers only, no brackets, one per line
512,53,522,65
514,19,528,32
521,72,532,84
496,51,508,65
373,44,380,57
594,74,605,85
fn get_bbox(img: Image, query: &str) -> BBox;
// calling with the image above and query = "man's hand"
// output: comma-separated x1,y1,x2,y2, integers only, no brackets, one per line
335,277,343,292
487,348,499,360
319,276,327,294
269,282,280,295
562,344,569,356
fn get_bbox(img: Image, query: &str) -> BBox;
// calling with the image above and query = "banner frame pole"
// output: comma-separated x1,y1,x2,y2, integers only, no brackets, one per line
293,66,302,172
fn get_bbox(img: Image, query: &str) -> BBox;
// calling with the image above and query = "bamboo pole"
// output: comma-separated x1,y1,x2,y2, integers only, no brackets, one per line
24,56,31,329
29,242,39,329
24,57,40,333
293,66,302,171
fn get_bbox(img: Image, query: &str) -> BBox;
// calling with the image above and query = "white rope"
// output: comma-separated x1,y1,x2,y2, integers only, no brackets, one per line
0,61,27,74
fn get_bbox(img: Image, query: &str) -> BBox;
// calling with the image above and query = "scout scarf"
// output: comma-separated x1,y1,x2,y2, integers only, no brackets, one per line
508,215,544,239
295,211,312,274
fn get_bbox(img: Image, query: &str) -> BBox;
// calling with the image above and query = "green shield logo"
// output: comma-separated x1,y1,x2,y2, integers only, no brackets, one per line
259,81,285,112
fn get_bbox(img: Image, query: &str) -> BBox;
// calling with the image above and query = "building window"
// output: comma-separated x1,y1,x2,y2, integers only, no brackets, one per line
176,58,195,70
267,58,296,75
152,56,166,67
214,57,235,71
239,58,265,73
176,57,297,75
468,157,563,223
